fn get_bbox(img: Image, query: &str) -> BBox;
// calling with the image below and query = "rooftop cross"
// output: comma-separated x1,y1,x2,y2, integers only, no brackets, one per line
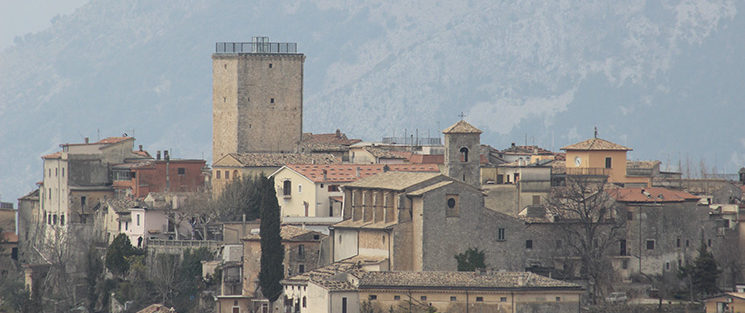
458,112,466,120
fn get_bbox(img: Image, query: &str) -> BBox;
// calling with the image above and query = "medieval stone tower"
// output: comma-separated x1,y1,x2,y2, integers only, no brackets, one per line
443,120,482,187
212,37,305,162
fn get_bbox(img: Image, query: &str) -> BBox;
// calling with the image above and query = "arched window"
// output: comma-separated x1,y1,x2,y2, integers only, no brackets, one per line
459,147,469,162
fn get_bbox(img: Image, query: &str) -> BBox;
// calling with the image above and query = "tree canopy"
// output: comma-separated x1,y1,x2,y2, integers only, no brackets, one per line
258,175,284,303
454,247,487,271
679,240,721,299
105,233,139,277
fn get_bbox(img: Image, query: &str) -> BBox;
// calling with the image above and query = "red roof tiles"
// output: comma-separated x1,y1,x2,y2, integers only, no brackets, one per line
561,138,631,151
285,163,440,183
97,137,131,144
609,187,699,203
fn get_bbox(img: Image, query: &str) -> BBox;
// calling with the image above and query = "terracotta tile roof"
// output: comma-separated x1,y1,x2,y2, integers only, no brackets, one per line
283,255,386,290
301,131,360,146
106,198,141,213
626,160,661,169
96,136,132,144
561,138,631,151
408,154,444,164
407,181,453,196
502,145,554,155
443,120,482,134
284,163,440,183
609,187,699,203
42,152,62,159
133,150,151,157
225,153,339,167
363,147,412,159
344,172,442,190
358,271,581,290
136,304,176,313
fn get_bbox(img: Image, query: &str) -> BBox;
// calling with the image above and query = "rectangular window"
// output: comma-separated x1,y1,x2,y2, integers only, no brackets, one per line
368,295,377,300
475,297,483,302
526,240,533,249
81,196,86,208
62,168,64,177
646,240,655,250
53,214,57,225
283,180,292,196
394,295,401,301
342,298,347,313
450,296,456,301
686,239,690,247
298,264,305,273
298,184,302,193
225,170,229,179
532,195,540,205
620,239,627,256
298,244,305,257
420,296,427,301
676,238,680,248
137,214,140,226
497,228,505,241
55,168,58,176
708,239,712,247
500,297,507,302
556,297,561,302
605,157,612,169
60,215,65,226
627,211,633,220
328,185,339,192
622,259,629,269
177,168,185,175
216,171,221,179
125,222,129,231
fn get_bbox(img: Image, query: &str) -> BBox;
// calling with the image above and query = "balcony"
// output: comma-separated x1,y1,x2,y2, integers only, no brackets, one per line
565,167,611,177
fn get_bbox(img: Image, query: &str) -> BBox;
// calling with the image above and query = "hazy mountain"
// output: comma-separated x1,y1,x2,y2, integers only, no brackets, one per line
1,0,744,201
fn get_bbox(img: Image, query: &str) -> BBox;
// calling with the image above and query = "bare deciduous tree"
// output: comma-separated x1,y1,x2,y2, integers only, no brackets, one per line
545,176,625,303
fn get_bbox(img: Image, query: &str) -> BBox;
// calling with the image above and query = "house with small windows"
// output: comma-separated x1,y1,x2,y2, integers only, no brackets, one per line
269,163,440,220
282,266,582,313
39,136,150,242
216,225,326,313
211,152,338,198
111,151,206,199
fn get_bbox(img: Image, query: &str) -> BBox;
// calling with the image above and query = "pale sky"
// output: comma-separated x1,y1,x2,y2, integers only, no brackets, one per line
0,0,89,50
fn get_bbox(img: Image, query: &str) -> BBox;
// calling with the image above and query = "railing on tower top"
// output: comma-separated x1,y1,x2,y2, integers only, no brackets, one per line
215,42,298,54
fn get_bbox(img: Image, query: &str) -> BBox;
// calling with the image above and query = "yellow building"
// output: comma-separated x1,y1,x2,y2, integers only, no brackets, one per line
211,152,338,197
561,136,651,187
282,268,583,313
704,292,745,313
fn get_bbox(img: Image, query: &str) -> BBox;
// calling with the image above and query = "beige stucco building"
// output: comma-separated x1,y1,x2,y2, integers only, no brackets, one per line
561,136,651,187
270,163,440,219
211,152,338,197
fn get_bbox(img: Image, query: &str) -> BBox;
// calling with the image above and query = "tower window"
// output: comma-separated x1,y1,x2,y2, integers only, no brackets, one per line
270,98,275,104
446,195,459,217
223,97,226,103
269,63,273,68
459,147,469,162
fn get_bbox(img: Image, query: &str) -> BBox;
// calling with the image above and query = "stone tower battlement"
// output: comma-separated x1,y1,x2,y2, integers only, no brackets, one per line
212,37,305,162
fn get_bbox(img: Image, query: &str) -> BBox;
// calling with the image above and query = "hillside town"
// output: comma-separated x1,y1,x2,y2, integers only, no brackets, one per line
1,37,743,313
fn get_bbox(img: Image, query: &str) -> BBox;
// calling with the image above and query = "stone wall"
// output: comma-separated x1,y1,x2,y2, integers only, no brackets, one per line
212,53,304,161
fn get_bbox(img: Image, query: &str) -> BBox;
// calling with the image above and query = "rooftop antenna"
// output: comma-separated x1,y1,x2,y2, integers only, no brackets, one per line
594,126,598,138
458,112,466,120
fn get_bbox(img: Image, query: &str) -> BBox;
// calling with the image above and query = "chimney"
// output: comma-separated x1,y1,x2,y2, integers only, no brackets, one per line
156,151,161,160
139,145,143,152
84,137,89,144
322,169,328,181
164,150,170,161
335,129,341,138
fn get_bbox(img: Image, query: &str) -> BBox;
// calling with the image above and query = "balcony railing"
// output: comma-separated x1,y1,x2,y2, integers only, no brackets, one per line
565,167,611,176
215,42,297,54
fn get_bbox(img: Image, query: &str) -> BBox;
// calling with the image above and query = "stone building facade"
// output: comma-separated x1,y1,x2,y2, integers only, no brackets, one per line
443,120,482,188
212,37,305,161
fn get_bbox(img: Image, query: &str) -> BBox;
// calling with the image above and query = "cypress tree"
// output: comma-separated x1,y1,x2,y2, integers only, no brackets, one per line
258,175,284,303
